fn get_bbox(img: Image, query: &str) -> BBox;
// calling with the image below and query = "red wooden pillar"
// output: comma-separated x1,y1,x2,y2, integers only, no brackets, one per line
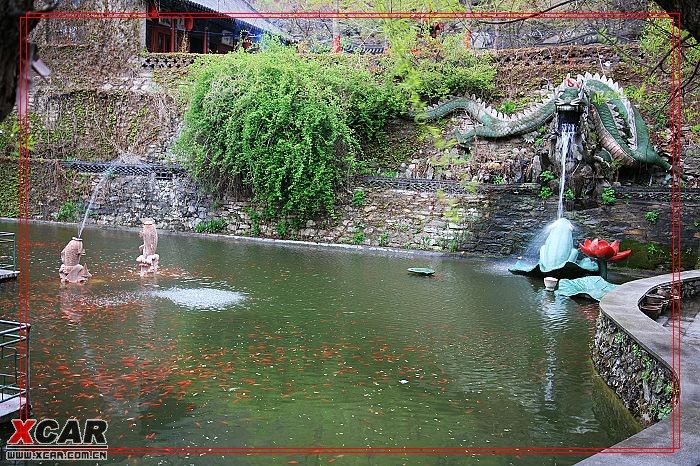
203,29,208,54
170,20,175,52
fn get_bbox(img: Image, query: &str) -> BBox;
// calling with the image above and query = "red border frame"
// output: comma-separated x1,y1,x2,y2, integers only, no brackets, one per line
16,8,682,458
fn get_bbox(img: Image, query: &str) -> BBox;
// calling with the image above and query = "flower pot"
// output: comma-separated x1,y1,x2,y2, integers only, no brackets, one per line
544,277,558,291
639,303,664,320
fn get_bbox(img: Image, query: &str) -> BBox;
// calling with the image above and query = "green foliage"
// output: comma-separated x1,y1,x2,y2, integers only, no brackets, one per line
540,170,555,183
382,28,495,105
614,332,624,346
497,101,517,115
463,181,479,194
631,343,642,359
56,200,78,222
195,218,228,234
352,188,366,207
176,42,404,223
492,175,505,185
601,187,616,205
0,160,19,217
564,188,575,201
616,239,697,270
658,404,672,420
634,16,699,130
0,115,37,157
645,210,660,225
378,232,389,247
352,230,365,245
539,186,553,200
276,220,288,237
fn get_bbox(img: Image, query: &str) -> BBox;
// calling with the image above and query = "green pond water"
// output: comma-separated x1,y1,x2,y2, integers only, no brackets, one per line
0,220,641,465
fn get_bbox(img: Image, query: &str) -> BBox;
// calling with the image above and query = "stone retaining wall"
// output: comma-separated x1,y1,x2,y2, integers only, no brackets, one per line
591,314,676,425
44,172,699,259
578,272,700,465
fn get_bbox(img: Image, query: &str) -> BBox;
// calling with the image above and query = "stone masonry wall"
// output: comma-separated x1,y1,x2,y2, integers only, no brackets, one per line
591,313,676,425
590,279,700,426
38,172,699,259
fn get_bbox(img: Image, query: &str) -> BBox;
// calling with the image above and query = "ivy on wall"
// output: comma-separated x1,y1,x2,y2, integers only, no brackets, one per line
0,159,19,217
31,90,178,162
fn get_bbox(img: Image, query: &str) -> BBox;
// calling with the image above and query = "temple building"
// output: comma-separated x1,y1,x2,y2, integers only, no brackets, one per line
144,0,288,53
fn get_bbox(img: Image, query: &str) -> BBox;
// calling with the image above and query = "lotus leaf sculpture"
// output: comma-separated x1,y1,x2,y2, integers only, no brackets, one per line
509,218,598,278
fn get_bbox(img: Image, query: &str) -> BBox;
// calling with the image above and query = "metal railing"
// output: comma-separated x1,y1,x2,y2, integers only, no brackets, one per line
0,233,16,272
0,321,31,413
60,161,186,179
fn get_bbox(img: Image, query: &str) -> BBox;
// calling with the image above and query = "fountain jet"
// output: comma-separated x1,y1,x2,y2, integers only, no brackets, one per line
78,166,114,238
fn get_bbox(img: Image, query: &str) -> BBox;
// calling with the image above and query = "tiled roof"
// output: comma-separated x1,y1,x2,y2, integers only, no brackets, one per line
184,0,286,36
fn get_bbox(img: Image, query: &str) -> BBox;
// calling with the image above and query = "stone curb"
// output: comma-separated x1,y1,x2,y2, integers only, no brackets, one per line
577,271,700,465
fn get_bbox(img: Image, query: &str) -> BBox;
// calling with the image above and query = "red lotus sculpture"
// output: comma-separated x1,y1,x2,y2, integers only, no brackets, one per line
579,239,631,280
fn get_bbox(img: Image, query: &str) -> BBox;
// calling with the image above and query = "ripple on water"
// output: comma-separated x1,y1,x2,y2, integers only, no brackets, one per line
152,287,246,311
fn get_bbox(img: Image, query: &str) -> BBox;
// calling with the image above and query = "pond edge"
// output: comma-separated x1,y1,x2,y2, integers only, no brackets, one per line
577,271,700,465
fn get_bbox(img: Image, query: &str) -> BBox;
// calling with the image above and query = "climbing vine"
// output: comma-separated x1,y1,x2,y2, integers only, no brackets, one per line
0,159,19,217
176,42,405,222
176,37,496,223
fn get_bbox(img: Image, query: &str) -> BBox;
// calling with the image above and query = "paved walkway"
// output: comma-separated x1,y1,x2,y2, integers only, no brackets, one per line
577,271,700,465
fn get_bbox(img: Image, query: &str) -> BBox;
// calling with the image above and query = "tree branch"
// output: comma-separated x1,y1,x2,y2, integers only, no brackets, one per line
475,0,581,26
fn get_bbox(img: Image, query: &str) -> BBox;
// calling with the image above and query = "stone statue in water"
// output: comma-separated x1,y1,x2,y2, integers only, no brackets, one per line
137,218,159,276
59,237,91,283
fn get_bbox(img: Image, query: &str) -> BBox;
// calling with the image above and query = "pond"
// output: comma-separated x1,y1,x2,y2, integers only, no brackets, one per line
0,220,641,465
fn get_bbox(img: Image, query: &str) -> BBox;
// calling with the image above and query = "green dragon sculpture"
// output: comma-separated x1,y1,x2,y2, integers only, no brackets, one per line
413,72,670,170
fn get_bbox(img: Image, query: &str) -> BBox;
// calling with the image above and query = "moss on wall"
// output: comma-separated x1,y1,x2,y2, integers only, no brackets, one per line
619,239,697,271
33,90,178,162
0,158,19,217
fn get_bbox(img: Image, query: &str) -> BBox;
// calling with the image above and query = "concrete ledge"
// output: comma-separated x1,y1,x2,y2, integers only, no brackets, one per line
578,271,700,465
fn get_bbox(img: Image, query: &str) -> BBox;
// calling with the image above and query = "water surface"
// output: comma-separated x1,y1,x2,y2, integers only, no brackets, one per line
0,220,641,465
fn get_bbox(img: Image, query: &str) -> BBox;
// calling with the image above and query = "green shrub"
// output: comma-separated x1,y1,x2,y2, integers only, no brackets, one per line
382,34,496,103
276,219,288,237
498,101,517,115
352,188,366,207
564,188,575,201
540,170,555,183
601,187,616,205
195,219,228,233
539,186,553,200
645,210,660,224
352,230,365,245
56,201,78,222
176,41,404,224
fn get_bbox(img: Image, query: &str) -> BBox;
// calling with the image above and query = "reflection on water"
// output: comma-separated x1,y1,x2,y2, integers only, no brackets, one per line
0,220,641,465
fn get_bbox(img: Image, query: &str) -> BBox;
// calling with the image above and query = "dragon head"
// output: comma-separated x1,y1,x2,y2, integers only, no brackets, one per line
554,77,586,133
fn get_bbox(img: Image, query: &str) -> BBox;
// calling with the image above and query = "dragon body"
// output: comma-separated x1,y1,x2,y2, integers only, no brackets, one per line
414,72,670,171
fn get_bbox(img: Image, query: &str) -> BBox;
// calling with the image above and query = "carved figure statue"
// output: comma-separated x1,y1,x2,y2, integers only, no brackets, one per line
59,237,91,283
137,218,159,276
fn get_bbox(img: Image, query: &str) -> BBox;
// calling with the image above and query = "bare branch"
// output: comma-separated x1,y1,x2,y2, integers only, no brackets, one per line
475,0,581,26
